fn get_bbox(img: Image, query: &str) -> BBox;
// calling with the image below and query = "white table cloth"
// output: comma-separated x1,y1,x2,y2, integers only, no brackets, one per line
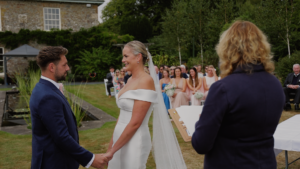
274,115,300,152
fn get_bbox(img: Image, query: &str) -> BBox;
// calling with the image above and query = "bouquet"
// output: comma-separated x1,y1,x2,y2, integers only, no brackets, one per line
194,92,204,100
164,84,175,97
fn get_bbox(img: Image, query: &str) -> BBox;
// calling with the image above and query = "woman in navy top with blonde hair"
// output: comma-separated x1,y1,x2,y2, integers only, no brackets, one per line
192,21,285,169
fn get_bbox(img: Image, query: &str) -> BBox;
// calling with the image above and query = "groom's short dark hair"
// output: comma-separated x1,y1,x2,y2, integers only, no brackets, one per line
36,46,68,71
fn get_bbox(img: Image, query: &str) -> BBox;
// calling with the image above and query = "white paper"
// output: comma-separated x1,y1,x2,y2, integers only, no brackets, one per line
175,106,203,136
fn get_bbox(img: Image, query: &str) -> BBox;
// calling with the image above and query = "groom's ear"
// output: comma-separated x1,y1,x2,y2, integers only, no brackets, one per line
48,62,55,73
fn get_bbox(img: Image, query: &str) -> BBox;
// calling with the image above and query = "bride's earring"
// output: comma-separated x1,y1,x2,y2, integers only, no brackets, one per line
137,61,139,63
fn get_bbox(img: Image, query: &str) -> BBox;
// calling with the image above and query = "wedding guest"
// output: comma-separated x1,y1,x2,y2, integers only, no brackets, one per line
180,65,189,79
170,67,189,108
160,69,171,111
170,66,176,78
203,65,218,98
164,65,169,70
197,65,204,78
186,67,203,105
113,70,120,93
283,64,300,110
203,66,208,76
154,66,162,80
192,21,284,169
106,66,115,98
124,71,132,84
159,65,164,74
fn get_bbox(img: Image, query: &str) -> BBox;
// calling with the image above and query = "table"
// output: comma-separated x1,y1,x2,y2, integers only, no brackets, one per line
274,115,300,169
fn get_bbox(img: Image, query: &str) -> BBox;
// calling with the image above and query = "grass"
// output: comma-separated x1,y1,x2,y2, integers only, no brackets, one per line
0,84,299,169
0,88,12,91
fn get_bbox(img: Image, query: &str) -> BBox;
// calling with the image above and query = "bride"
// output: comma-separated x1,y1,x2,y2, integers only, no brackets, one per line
104,41,187,169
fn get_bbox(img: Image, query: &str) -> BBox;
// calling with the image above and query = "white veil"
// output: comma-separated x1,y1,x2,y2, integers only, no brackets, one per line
147,49,187,169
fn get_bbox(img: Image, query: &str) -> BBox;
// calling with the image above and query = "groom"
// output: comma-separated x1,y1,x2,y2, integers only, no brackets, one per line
30,46,107,169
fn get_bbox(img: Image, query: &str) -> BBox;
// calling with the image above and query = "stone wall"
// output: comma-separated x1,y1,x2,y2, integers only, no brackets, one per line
0,0,99,32
0,0,99,79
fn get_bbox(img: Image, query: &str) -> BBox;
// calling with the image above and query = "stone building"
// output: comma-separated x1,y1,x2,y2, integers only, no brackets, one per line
0,0,103,81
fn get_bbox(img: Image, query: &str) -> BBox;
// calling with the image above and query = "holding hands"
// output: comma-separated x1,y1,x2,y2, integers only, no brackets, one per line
91,154,109,169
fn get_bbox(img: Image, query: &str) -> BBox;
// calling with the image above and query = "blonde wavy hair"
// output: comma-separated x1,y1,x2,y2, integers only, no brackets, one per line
216,21,274,78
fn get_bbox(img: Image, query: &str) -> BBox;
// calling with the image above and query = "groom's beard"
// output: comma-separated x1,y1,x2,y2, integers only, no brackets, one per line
55,70,67,82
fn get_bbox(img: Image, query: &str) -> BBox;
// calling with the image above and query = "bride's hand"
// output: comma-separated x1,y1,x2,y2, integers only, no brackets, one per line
104,151,114,161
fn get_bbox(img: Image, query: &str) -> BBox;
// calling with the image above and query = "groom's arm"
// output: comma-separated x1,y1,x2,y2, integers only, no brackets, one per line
38,95,93,166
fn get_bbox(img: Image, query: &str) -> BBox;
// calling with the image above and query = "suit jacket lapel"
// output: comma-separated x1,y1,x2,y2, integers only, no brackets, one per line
39,79,78,133
289,74,294,84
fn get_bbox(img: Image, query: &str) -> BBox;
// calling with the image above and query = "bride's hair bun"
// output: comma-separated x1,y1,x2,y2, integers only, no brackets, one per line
125,40,149,65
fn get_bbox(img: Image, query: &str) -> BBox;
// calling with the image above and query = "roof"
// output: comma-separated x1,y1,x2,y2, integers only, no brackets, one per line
36,0,104,4
4,44,39,56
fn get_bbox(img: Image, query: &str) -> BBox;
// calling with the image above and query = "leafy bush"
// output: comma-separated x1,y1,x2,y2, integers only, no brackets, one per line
276,51,300,85
75,47,121,81
152,52,179,66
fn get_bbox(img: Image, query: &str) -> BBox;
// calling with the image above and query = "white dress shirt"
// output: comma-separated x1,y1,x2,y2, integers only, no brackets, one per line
41,76,95,168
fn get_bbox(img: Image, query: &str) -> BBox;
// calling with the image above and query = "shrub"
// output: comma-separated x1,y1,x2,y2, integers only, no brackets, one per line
75,47,121,81
152,52,179,66
276,51,300,85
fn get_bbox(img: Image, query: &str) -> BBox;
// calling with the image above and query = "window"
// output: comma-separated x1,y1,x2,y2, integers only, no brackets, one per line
0,48,4,73
43,8,61,31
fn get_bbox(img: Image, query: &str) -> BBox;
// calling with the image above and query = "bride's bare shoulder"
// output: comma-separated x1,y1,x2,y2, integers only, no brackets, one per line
139,73,155,91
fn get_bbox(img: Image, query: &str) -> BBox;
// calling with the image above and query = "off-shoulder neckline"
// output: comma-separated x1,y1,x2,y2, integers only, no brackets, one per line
117,89,156,100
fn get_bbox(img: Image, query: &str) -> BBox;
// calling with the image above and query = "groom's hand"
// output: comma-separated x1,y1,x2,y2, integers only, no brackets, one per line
91,154,108,169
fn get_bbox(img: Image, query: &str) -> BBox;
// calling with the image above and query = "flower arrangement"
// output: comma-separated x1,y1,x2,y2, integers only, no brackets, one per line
194,92,204,100
165,84,176,97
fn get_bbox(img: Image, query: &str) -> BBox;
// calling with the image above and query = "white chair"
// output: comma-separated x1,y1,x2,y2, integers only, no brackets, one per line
169,97,172,109
104,79,115,96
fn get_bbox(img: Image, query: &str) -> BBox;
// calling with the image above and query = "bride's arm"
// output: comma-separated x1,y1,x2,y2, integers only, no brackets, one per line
105,76,155,160
107,118,119,152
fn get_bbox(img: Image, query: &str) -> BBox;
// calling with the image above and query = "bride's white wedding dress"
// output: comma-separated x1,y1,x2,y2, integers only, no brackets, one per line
108,89,157,169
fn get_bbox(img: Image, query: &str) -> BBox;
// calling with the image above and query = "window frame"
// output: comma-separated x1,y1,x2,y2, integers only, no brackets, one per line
43,7,61,31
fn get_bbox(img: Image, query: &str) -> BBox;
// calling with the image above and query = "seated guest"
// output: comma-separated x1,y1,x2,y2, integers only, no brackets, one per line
106,66,114,98
159,65,164,74
170,66,176,78
197,65,204,78
154,65,162,81
203,65,218,98
113,69,125,93
164,65,169,70
192,21,284,169
170,67,189,108
283,63,300,110
180,65,189,79
160,69,171,111
203,66,208,76
124,71,132,84
186,67,203,105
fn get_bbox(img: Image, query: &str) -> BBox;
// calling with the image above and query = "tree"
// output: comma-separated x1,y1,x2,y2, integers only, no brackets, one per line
161,0,189,65
254,0,300,59
185,0,210,66
101,0,173,36
120,16,153,42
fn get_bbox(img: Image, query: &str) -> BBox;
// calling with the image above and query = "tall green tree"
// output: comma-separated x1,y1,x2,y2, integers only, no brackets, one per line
254,0,300,59
161,0,189,65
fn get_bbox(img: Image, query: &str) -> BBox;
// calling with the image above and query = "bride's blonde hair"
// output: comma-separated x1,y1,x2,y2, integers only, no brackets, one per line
216,21,274,78
125,41,149,64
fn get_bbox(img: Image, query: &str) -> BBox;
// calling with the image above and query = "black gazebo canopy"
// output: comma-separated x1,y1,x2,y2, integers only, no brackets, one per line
3,44,39,85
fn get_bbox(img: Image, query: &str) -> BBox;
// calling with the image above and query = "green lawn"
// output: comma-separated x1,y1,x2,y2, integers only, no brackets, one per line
0,84,299,169
0,88,12,91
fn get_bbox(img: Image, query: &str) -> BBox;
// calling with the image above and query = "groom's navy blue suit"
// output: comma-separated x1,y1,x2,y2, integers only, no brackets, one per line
30,79,93,169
